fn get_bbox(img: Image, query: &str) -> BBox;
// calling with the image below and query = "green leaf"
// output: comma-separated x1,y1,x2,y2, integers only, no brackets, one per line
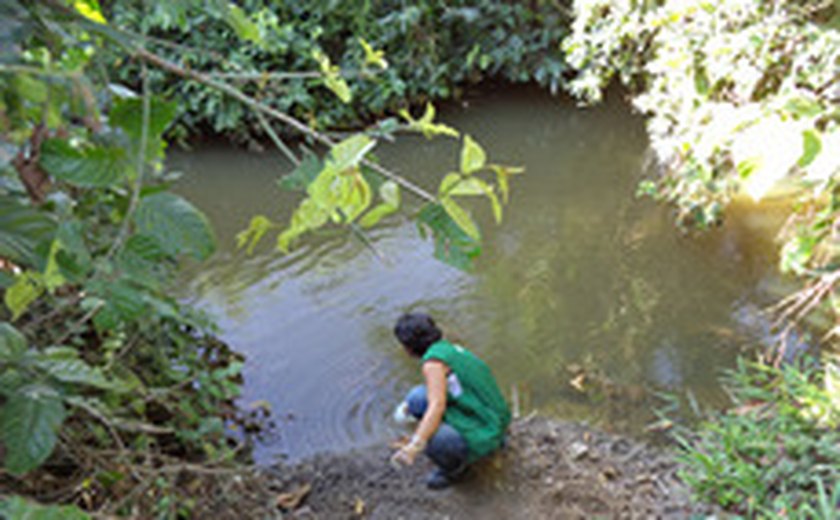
0,322,27,362
133,193,216,260
109,97,178,155
224,3,261,44
0,195,56,267
489,164,524,204
36,348,116,390
784,97,823,119
399,103,459,139
4,271,44,321
278,152,322,191
39,139,128,188
236,215,273,254
798,130,822,168
358,181,400,228
0,384,66,475
359,38,388,69
328,135,376,172
0,495,90,520
441,196,480,241
73,0,106,24
325,75,352,103
460,135,486,175
417,203,481,271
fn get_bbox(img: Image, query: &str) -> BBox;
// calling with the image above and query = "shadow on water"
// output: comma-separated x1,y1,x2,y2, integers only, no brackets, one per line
170,85,789,464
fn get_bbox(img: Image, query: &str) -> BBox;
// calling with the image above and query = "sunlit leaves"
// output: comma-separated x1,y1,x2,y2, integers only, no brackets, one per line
328,135,375,172
358,181,400,228
399,103,459,139
314,50,352,103
5,272,44,321
73,0,107,24
274,135,378,252
134,193,215,261
224,3,260,45
0,384,66,475
39,139,128,188
440,196,480,241
460,135,486,174
798,130,821,168
359,38,388,69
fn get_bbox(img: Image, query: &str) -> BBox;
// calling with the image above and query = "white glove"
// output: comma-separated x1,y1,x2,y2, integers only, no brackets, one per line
392,401,413,424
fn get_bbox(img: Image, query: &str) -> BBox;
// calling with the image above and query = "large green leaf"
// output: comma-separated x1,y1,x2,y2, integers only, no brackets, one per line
0,496,90,520
39,139,128,188
109,97,178,158
441,196,480,241
417,203,481,271
0,384,66,475
0,322,26,362
133,193,216,260
0,195,56,266
36,347,115,390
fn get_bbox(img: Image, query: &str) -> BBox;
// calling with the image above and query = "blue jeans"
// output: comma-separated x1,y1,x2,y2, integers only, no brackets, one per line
405,385,469,473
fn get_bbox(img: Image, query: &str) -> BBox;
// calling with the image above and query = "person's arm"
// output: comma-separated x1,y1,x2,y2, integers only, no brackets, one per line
391,360,448,466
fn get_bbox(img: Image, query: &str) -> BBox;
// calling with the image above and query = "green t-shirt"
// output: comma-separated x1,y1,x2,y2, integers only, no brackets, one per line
422,340,511,462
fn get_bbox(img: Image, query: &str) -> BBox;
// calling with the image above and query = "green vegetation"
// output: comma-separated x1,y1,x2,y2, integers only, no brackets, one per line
671,358,840,518
564,0,840,338
0,1,524,515
109,0,569,140
2,0,839,516
563,1,840,515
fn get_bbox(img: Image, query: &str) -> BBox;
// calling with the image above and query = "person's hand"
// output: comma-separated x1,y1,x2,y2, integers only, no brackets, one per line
390,435,426,468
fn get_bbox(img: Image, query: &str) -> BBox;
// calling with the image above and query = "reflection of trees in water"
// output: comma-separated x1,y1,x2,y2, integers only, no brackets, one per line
471,177,787,431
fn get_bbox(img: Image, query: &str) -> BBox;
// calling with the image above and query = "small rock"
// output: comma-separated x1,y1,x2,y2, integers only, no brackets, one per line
568,441,589,460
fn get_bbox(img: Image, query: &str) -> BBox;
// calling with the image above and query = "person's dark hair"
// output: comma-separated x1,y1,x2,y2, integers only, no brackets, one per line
394,313,443,357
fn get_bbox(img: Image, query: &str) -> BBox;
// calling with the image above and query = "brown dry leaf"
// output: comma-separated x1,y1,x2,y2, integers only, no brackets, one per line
354,497,365,516
276,483,311,511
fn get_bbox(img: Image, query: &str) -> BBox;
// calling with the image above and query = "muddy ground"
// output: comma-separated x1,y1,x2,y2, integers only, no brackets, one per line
238,416,717,519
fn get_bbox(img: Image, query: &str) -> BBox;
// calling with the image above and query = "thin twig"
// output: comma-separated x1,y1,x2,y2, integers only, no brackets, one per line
129,46,436,202
254,109,300,166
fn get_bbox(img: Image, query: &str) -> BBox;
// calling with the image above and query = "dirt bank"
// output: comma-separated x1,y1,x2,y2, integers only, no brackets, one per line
256,416,717,519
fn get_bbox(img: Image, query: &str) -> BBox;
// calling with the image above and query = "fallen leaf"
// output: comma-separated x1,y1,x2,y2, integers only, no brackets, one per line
570,374,586,392
276,483,311,511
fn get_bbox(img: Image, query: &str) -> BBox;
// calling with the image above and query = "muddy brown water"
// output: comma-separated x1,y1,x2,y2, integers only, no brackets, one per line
170,85,790,464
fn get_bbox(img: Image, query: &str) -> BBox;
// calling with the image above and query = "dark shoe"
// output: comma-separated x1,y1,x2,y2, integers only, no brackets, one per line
425,465,467,490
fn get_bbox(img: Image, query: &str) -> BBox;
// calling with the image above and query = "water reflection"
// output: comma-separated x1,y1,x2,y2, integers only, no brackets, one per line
170,86,788,463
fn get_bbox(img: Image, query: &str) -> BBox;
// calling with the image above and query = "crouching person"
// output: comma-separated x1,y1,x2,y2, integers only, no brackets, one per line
390,312,511,489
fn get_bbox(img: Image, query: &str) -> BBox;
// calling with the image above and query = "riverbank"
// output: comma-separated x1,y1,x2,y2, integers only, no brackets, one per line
209,415,716,519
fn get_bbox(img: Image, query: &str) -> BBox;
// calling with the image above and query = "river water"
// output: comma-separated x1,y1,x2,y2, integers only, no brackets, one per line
170,85,788,464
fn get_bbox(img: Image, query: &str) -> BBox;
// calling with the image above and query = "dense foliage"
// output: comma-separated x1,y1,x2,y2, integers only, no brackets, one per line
108,0,569,140
564,0,840,346
672,358,840,517
0,1,264,516
564,1,840,515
